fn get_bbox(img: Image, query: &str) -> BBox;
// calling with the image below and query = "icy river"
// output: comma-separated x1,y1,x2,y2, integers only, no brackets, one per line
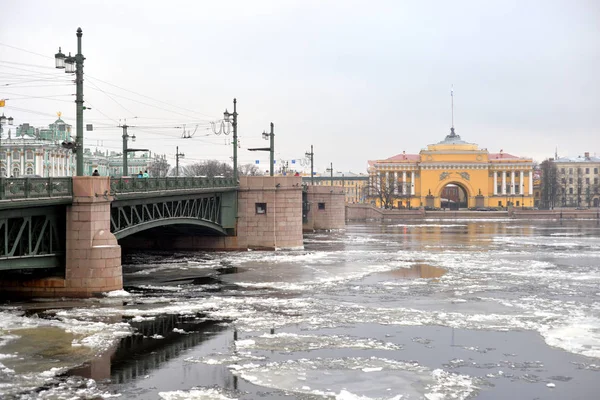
1,219,599,399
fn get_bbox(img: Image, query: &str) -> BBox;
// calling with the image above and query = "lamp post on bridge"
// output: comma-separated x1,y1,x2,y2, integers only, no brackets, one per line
248,122,274,176
326,162,333,187
175,146,185,177
120,124,148,177
305,145,314,185
223,99,238,182
55,28,86,176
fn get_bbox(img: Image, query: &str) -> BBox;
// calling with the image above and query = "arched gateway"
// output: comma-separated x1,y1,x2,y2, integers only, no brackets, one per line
368,127,535,209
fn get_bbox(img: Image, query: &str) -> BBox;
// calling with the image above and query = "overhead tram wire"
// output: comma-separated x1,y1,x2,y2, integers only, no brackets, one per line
85,81,213,122
85,75,218,120
86,79,137,116
1,42,219,121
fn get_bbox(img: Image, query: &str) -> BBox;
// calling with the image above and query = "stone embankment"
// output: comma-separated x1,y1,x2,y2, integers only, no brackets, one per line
346,204,600,221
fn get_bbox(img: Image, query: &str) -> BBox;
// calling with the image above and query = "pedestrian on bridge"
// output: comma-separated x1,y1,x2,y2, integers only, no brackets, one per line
143,170,149,178
92,169,100,176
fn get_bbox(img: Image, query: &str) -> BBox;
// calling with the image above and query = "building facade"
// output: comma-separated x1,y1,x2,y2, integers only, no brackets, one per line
555,153,600,208
368,128,535,209
302,172,369,204
0,116,161,178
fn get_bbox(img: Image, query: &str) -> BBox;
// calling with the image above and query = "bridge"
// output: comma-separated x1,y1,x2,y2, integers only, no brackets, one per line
0,176,237,272
0,175,345,298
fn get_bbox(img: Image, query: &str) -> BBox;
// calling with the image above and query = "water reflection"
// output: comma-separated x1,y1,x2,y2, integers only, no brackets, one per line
66,314,229,385
388,264,446,279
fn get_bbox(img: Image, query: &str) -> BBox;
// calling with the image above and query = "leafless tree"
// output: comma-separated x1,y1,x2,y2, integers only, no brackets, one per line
181,160,233,178
363,174,403,209
239,163,263,176
540,159,559,209
147,157,170,178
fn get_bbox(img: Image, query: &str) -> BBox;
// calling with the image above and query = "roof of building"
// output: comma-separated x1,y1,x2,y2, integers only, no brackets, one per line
435,127,472,145
555,155,600,163
488,152,521,160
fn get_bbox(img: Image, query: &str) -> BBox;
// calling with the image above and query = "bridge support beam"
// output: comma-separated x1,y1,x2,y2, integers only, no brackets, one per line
0,177,122,298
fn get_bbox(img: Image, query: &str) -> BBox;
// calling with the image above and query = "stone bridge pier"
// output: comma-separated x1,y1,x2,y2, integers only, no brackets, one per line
0,177,122,297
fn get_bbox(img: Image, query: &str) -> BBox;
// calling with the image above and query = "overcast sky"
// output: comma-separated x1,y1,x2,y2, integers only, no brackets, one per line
1,0,598,173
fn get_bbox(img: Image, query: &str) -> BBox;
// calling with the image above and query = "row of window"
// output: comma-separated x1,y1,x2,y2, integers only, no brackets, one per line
562,177,600,185
560,167,600,175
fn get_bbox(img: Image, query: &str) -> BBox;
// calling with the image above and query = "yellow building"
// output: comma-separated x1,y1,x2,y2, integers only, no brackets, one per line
368,128,535,209
302,173,369,204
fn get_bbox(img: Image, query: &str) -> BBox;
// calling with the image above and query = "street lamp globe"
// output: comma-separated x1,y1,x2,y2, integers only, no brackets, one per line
223,109,230,122
131,134,136,142
7,117,13,126
55,47,66,69
64,54,75,73
262,131,269,140
0,115,6,125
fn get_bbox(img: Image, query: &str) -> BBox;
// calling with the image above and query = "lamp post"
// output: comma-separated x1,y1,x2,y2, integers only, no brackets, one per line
55,28,85,176
248,122,274,176
175,146,185,177
326,162,333,187
305,145,314,185
120,123,148,177
223,98,238,182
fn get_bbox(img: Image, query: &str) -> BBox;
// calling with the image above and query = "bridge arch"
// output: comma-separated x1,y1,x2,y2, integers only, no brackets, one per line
113,217,227,240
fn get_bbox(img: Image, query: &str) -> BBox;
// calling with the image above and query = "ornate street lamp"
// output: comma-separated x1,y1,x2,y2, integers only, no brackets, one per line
55,28,85,176
223,99,238,182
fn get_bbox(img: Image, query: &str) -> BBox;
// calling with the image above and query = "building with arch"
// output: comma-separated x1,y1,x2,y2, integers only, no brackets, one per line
368,128,535,209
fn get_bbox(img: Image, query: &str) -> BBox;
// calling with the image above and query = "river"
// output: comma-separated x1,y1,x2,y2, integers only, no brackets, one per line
1,219,599,399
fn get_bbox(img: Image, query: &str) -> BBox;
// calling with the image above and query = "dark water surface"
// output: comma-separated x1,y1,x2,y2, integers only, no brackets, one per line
1,219,600,399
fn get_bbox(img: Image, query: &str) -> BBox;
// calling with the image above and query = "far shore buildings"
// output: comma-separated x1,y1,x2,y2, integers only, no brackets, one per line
367,128,535,209
0,115,163,178
554,153,600,208
302,172,369,204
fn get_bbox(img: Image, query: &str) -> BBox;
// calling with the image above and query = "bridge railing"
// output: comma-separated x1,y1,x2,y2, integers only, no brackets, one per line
0,177,73,201
110,177,237,194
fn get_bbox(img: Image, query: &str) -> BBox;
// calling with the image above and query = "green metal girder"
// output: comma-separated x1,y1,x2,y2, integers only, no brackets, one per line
0,254,62,271
113,217,227,239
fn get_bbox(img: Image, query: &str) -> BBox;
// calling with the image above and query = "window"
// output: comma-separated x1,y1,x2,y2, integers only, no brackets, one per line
26,151,34,161
0,152,5,160
585,168,590,174
318,202,326,210
12,151,19,160
569,168,573,174
498,201,502,206
255,203,267,214
569,188,573,194
516,201,520,206
595,168,599,174
586,178,590,184
595,178,599,185
569,178,573,184
12,167,20,177
561,168,565,174
25,167,34,175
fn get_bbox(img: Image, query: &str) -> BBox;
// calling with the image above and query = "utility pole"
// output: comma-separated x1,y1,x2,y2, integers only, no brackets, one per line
121,123,130,176
248,122,275,176
305,145,314,185
54,28,85,176
326,162,333,187
269,122,274,176
175,146,185,177
223,99,238,182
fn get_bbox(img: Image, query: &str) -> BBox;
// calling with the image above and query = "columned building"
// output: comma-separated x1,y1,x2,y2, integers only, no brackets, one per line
368,128,535,209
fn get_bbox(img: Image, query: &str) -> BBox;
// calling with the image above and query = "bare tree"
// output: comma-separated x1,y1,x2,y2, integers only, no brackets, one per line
363,174,403,209
147,157,170,178
239,163,263,176
540,159,559,209
181,160,233,178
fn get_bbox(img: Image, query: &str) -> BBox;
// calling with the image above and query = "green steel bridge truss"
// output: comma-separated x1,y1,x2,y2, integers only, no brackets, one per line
0,207,66,271
110,193,232,239
0,177,238,271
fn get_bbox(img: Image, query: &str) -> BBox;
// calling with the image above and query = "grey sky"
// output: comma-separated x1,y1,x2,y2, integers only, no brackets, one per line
1,0,598,173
